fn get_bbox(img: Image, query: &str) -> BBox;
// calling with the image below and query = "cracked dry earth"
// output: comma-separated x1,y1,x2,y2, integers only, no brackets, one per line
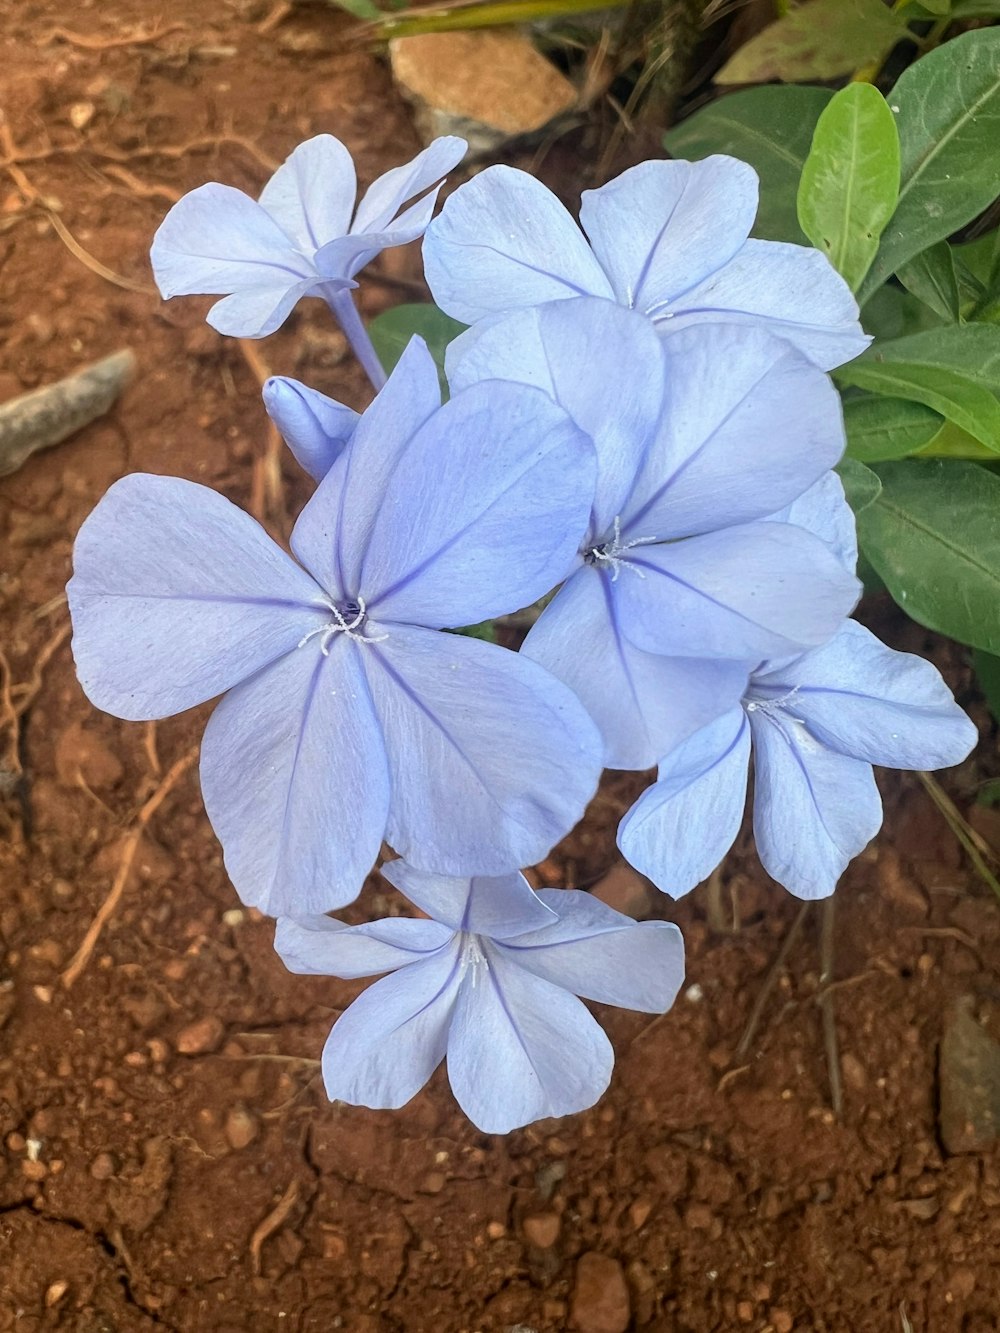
4,2,1000,1330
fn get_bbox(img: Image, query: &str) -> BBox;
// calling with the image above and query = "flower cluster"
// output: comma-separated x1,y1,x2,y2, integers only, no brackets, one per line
68,135,976,1132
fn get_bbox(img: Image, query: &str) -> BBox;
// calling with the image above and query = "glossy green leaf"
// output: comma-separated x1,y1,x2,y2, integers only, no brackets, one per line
836,324,1000,451
858,28,1000,304
837,456,882,513
895,242,961,321
861,284,948,342
843,394,943,461
797,83,900,292
368,303,466,385
663,86,832,244
857,460,1000,651
916,0,951,11
716,0,907,85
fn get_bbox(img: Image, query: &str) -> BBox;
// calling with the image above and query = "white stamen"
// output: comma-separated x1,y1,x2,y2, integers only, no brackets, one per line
297,595,388,653
587,515,660,583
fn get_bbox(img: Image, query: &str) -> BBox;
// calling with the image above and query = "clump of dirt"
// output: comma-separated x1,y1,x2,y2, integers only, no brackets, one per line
2,4,1000,1330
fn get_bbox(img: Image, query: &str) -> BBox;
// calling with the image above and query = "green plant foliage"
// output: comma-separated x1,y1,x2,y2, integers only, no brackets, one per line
843,395,943,462
950,0,1000,15
663,86,832,244
715,0,907,85
973,648,1000,722
797,83,900,292
835,325,1000,452
836,456,882,512
857,28,1000,304
895,242,961,322
856,460,1000,653
367,0,632,37
368,303,466,385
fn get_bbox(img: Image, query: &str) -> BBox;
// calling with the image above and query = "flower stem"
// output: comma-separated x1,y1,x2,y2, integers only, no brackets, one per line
324,286,387,393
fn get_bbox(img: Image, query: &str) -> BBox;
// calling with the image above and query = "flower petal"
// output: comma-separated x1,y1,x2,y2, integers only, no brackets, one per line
200,635,391,915
753,621,977,770
621,325,845,540
617,708,750,898
315,188,449,282
361,379,595,627
290,337,442,598
447,945,613,1133
320,946,462,1110
205,278,323,339
522,566,747,769
423,165,613,323
151,182,313,296
258,134,357,252
275,914,455,978
616,523,861,660
351,136,467,235
362,624,602,876
579,155,757,311
263,376,360,481
446,298,664,539
382,862,557,938
769,472,858,571
750,706,882,899
68,473,326,721
663,239,870,371
503,890,685,1012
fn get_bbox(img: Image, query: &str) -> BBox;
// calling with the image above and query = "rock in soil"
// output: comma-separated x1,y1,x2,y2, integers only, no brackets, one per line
390,30,577,155
939,997,1000,1153
570,1251,631,1333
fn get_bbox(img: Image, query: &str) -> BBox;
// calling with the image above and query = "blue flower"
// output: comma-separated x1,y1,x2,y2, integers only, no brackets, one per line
424,154,869,371
67,339,602,916
618,619,978,900
448,298,862,768
262,375,360,481
151,133,467,339
275,862,685,1132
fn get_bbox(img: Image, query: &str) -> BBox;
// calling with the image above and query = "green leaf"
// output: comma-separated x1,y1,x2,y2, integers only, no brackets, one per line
367,303,466,385
861,283,949,341
837,456,882,512
835,324,1000,451
797,83,900,292
843,394,943,461
663,86,832,244
327,0,382,17
858,28,1000,304
950,0,1000,15
715,0,907,85
856,459,1000,651
917,421,998,460
974,648,1000,722
895,241,961,321
917,0,952,11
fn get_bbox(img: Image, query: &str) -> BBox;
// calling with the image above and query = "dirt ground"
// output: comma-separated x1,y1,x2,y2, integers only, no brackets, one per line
2,3,1000,1330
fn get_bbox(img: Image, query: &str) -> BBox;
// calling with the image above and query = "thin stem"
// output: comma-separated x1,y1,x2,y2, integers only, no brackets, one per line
324,285,387,392
818,897,843,1117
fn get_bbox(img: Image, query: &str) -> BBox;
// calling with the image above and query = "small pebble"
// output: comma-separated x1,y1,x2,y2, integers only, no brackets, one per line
522,1211,560,1249
44,1280,69,1308
176,1016,225,1055
771,1309,794,1333
569,1252,631,1333
486,1221,506,1240
737,1301,754,1324
420,1171,446,1194
628,1198,653,1230
224,1105,259,1151
21,1159,47,1181
89,1152,116,1180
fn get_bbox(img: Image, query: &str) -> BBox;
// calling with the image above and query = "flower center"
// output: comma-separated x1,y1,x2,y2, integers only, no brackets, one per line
584,515,660,583
744,685,803,719
297,595,388,654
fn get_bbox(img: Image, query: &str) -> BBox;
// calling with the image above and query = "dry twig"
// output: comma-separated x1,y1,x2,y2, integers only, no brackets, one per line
249,1179,300,1275
734,902,809,1060
818,897,843,1116
61,747,197,989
